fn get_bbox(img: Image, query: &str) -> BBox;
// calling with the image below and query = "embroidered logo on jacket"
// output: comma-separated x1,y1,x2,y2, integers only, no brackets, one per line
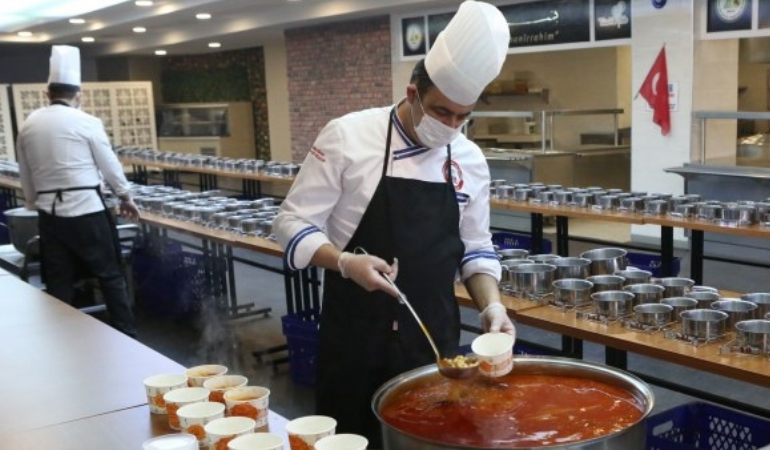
310,146,326,162
443,159,464,190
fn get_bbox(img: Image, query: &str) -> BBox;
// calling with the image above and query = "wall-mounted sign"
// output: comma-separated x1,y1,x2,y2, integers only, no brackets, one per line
707,0,752,33
595,0,631,41
500,0,590,47
427,13,453,48
401,17,426,57
759,0,770,28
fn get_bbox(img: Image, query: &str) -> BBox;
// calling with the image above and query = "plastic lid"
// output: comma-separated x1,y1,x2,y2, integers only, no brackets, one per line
142,433,197,450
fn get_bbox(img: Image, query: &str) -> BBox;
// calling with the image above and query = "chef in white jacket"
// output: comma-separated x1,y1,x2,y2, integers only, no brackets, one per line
273,1,514,445
17,45,139,337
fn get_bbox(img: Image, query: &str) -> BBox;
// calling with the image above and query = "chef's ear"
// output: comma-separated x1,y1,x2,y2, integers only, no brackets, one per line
406,84,418,104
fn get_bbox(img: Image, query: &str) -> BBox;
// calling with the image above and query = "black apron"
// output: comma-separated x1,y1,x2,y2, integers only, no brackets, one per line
315,108,465,447
37,99,123,277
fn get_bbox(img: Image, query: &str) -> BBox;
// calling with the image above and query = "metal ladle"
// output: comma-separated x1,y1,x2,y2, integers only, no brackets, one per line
379,271,479,380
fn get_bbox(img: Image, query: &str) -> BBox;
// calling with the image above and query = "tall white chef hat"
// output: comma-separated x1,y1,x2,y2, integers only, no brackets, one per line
48,45,81,87
425,1,510,106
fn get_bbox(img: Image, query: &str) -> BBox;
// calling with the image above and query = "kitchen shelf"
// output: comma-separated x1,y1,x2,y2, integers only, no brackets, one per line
483,89,550,104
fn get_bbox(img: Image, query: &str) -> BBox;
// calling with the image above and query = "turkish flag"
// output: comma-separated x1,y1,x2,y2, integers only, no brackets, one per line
639,47,670,136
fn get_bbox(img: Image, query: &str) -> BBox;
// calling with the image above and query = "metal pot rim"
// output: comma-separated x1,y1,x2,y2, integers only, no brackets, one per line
372,355,654,450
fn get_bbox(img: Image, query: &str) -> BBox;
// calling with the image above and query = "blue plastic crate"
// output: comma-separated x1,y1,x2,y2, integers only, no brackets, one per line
492,232,553,254
646,402,770,450
627,251,681,278
281,309,320,387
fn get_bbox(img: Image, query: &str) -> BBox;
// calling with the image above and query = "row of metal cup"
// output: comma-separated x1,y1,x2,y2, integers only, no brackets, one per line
0,161,19,179
131,185,278,238
489,180,770,225
116,146,301,177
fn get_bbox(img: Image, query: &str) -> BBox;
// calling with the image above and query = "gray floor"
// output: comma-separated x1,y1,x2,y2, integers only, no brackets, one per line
130,228,770,426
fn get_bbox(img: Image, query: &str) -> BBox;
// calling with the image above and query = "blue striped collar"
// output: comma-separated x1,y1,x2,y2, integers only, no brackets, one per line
391,106,425,151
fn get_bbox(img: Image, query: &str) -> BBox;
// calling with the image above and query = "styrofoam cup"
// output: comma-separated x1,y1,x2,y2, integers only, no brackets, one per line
143,373,189,414
186,364,228,387
142,433,197,450
228,432,285,450
471,332,514,378
285,415,337,449
203,374,248,404
314,433,368,450
205,416,257,449
224,386,270,428
177,401,226,444
163,387,210,430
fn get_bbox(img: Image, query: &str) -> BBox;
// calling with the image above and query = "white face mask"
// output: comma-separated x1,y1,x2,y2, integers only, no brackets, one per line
410,93,464,148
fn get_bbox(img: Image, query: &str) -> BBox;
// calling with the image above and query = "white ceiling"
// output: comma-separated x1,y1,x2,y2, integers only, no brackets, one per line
0,0,459,57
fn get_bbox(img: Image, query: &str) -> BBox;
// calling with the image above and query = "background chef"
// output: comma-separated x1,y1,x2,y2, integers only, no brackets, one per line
273,0,514,445
17,45,139,337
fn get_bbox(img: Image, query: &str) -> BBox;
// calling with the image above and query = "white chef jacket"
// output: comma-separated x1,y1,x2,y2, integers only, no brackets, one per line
273,104,501,282
17,104,130,217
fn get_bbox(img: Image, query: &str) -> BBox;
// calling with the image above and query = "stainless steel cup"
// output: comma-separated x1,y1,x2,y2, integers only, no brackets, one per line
587,275,625,292
661,297,698,322
624,283,665,305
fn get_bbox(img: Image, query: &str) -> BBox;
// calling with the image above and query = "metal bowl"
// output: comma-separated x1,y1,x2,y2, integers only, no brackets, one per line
592,291,635,319
684,291,720,309
587,275,625,293
634,303,673,326
624,283,665,305
711,299,758,328
373,356,654,450
658,277,695,298
552,257,591,280
740,293,770,319
616,269,652,286
580,248,628,275
661,297,698,322
528,254,560,264
512,263,557,298
552,278,594,307
734,320,770,354
680,309,728,340
499,259,532,293
497,248,529,260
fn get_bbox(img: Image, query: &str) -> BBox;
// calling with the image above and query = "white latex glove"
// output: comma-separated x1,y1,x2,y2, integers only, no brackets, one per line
338,252,399,297
480,303,516,338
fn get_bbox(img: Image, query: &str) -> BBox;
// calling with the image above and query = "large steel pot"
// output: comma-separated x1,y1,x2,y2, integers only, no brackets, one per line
3,207,39,254
373,356,654,450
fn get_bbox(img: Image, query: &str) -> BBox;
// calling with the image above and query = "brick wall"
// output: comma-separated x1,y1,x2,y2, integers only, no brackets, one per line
286,16,392,162
161,48,270,160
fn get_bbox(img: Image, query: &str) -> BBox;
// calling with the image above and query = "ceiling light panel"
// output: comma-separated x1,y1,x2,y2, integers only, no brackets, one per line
196,13,212,20
82,36,95,42
0,0,130,31
208,42,221,48
135,0,153,6
133,26,147,33
154,49,166,55
69,18,86,24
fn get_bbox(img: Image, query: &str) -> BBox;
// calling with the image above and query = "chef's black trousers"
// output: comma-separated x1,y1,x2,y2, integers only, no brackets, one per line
38,209,137,337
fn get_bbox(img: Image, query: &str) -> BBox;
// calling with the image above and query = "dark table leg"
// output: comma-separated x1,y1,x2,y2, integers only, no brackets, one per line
561,335,583,359
661,225,674,277
531,213,544,255
690,229,704,285
556,216,569,256
606,347,628,369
